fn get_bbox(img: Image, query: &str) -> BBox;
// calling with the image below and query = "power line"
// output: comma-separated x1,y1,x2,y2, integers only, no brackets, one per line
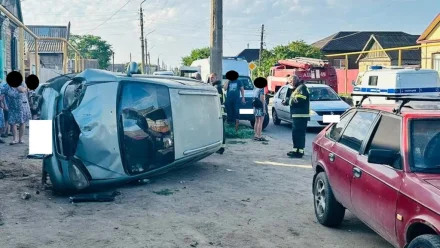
88,0,133,32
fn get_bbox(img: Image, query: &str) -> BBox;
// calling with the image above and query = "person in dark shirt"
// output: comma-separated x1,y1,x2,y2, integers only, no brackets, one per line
210,73,226,154
223,77,245,132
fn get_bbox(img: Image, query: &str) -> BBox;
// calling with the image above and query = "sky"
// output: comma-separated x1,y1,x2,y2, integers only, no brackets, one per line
21,0,439,68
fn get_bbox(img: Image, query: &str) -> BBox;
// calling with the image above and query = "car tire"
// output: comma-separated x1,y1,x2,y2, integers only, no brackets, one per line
272,109,281,125
408,234,440,248
313,172,345,227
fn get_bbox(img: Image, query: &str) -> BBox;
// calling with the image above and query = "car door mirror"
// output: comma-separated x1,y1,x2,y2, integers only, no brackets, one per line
340,96,346,101
351,80,356,86
367,149,398,166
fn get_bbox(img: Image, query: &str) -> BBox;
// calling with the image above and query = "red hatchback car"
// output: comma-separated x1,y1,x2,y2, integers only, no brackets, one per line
311,95,440,248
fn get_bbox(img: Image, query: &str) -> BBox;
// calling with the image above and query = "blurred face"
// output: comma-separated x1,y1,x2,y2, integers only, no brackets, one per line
209,74,217,82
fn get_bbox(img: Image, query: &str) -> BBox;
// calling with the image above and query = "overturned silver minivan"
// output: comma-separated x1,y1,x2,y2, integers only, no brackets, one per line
39,67,223,194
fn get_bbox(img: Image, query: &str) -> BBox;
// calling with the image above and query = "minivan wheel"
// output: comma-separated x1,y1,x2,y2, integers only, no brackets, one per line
313,172,345,227
408,234,440,248
272,109,281,125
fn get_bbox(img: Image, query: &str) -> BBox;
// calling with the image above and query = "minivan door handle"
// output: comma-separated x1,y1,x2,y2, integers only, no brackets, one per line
328,153,335,162
353,167,362,178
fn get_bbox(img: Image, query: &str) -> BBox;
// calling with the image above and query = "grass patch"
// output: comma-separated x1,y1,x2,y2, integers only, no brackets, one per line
153,189,175,196
225,124,254,139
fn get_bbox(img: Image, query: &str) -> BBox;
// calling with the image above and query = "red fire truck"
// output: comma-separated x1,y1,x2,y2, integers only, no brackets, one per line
265,57,338,97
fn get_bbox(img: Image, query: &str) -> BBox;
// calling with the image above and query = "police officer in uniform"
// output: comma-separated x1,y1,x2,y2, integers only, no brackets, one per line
210,73,226,154
282,75,310,158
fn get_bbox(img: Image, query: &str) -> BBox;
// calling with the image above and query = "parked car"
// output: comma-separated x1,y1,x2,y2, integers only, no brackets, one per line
272,83,350,127
39,65,223,194
311,94,440,248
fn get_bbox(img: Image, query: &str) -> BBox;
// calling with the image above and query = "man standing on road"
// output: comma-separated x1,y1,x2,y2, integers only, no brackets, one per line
223,76,245,132
210,73,226,154
282,75,310,158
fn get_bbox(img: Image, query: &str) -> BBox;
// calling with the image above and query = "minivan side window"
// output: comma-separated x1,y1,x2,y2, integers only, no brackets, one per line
364,115,402,169
339,111,378,151
118,81,175,175
368,76,378,86
326,111,355,141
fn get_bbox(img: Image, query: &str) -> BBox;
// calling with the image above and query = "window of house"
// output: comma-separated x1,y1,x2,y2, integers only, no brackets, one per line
339,111,378,151
326,110,355,141
364,115,402,169
368,76,378,86
333,59,346,69
433,54,440,73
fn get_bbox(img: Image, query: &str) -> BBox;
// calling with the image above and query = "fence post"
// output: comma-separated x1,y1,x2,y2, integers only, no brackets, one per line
19,27,24,76
344,54,348,94
398,49,402,66
63,41,68,74
35,38,39,77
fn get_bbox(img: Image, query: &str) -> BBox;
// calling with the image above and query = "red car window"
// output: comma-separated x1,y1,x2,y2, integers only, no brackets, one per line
364,114,402,169
410,118,440,172
327,111,355,141
339,111,378,151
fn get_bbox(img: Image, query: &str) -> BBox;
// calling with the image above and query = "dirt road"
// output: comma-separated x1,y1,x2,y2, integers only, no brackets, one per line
0,131,391,248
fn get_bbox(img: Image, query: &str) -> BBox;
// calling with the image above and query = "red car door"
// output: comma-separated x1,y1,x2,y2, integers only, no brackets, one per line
350,113,403,247
321,110,356,209
333,110,379,212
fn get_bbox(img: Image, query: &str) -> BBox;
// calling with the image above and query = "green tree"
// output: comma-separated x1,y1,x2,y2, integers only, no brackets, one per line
256,40,322,77
68,34,113,69
181,47,210,66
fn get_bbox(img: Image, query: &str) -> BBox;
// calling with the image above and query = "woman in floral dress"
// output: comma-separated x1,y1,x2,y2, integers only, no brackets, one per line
0,94,5,143
2,82,31,145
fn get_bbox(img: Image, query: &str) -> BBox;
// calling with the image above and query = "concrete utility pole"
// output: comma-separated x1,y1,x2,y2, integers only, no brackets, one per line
147,52,150,74
140,0,146,74
210,0,223,78
259,24,264,73
112,51,115,72
130,53,132,62
144,38,148,73
157,57,160,71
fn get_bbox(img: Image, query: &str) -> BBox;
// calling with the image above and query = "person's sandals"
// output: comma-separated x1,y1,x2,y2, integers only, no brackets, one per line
256,137,268,142
10,141,18,145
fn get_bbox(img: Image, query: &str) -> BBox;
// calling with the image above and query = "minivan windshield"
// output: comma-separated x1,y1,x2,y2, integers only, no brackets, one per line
222,76,254,90
309,87,340,101
410,118,440,173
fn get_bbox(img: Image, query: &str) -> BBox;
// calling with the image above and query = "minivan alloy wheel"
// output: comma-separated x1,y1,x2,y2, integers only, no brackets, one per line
315,178,326,217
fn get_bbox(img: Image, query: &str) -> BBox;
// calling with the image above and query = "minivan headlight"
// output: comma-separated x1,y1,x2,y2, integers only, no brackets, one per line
310,110,317,115
68,163,89,190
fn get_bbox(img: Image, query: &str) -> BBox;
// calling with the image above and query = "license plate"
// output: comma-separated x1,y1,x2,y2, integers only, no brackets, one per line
239,109,254,114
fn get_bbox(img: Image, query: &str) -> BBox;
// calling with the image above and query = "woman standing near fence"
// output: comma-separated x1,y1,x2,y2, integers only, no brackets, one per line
1,82,31,145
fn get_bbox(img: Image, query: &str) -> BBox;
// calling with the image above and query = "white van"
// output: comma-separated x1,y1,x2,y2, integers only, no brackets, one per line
352,66,440,105
190,56,251,83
